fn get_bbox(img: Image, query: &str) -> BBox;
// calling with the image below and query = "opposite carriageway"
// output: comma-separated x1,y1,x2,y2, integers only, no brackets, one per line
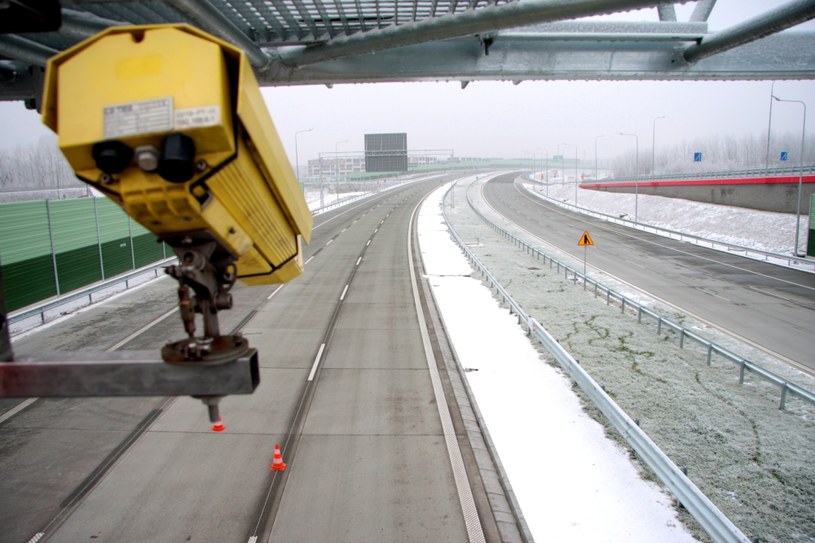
480,173,815,374
0,176,526,543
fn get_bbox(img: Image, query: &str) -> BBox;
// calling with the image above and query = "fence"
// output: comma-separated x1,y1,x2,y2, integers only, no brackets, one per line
0,198,168,312
464,179,815,411
441,183,752,543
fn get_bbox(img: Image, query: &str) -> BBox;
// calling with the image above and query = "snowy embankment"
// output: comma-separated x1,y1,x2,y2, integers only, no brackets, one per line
431,174,815,543
417,182,699,543
534,177,809,258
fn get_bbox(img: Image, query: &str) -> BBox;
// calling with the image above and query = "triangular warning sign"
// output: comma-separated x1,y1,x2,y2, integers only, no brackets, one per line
578,231,594,246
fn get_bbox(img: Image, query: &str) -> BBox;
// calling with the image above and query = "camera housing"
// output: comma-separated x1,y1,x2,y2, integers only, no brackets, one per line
42,24,312,286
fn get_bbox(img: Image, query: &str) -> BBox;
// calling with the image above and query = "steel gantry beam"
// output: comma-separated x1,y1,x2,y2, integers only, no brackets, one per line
0,0,814,104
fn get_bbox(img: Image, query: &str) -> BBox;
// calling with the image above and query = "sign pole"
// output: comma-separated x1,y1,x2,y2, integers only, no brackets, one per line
577,230,594,289
583,245,587,288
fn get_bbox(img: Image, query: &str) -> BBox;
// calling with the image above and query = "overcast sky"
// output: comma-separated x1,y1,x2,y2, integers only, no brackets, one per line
0,1,812,164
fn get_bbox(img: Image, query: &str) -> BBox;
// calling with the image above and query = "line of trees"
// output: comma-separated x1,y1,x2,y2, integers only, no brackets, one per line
1,130,812,192
0,136,81,191
612,131,813,178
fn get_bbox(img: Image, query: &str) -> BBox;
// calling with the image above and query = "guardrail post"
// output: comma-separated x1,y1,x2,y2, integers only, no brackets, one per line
739,361,747,384
779,384,788,411
657,317,663,335
93,197,106,280
707,345,713,367
45,200,61,296
680,329,686,349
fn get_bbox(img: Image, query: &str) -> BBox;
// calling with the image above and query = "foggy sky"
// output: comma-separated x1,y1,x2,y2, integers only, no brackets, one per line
0,1,812,166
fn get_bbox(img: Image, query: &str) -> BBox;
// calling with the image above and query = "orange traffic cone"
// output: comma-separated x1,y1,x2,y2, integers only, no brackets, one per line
211,418,226,432
269,444,287,471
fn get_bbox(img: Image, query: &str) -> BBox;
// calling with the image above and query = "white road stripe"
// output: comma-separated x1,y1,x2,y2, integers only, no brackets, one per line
407,195,485,543
106,307,177,352
305,255,315,266
307,343,326,382
266,284,285,300
0,398,38,425
356,257,362,266
340,284,349,301
366,239,371,247
326,239,333,246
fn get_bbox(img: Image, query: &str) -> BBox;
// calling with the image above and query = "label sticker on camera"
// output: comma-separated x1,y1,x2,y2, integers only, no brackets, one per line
175,106,221,130
103,97,173,138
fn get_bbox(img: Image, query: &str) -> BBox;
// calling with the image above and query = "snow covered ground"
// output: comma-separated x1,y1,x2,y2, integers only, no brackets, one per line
423,174,815,543
534,174,810,258
418,183,699,542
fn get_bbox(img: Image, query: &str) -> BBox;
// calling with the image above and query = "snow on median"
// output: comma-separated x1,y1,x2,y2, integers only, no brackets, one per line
418,182,699,543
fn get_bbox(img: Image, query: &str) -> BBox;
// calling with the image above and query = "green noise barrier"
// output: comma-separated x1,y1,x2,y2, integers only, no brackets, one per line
0,198,168,312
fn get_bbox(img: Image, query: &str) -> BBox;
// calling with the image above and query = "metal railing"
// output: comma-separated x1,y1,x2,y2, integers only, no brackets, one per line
523,178,814,273
463,182,815,411
440,183,752,543
9,258,175,334
595,164,815,183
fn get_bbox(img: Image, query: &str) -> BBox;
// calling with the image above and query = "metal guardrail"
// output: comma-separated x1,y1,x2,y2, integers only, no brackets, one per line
440,183,752,543
523,178,815,273
310,192,372,215
601,164,815,183
9,258,175,333
466,181,815,411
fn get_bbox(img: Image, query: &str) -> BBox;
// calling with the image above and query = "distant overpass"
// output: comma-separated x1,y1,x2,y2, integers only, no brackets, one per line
580,169,815,214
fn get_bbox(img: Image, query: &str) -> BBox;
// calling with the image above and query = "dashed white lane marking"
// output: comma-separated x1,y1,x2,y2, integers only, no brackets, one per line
307,343,326,382
266,285,285,300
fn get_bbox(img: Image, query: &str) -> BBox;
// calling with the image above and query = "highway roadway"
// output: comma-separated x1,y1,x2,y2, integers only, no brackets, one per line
0,176,523,543
480,173,815,373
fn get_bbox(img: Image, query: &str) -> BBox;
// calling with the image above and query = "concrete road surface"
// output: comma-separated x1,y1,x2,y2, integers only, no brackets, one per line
1,176,525,543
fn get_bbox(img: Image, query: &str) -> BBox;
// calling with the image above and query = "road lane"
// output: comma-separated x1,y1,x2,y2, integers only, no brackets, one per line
7,176,515,543
480,174,815,371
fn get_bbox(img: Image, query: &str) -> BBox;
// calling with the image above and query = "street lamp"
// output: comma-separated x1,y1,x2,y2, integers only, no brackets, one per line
295,127,313,191
561,143,578,205
619,132,640,222
594,135,605,181
334,139,349,197
651,116,665,177
765,81,776,171
536,147,548,195
772,95,807,256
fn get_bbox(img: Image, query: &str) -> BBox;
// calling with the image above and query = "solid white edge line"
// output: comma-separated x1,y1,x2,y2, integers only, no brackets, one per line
0,397,38,425
106,306,178,352
407,187,486,543
307,343,326,382
340,284,349,301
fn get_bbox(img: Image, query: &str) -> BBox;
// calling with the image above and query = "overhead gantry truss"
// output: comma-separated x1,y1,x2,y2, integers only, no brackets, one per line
1,0,814,103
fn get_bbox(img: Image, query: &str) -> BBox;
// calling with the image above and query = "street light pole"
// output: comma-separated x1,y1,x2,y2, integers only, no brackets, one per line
594,135,605,181
536,147,548,195
334,139,349,198
295,128,313,191
773,95,807,256
651,116,665,178
619,132,640,222
765,81,776,171
562,143,578,205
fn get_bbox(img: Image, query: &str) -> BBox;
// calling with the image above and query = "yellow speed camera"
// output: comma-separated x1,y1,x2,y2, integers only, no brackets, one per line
42,24,312,285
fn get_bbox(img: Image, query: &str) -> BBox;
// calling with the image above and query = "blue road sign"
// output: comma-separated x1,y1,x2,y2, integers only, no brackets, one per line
693,152,702,162
780,151,788,161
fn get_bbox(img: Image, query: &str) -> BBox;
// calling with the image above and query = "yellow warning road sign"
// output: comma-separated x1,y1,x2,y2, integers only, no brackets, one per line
578,231,594,246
